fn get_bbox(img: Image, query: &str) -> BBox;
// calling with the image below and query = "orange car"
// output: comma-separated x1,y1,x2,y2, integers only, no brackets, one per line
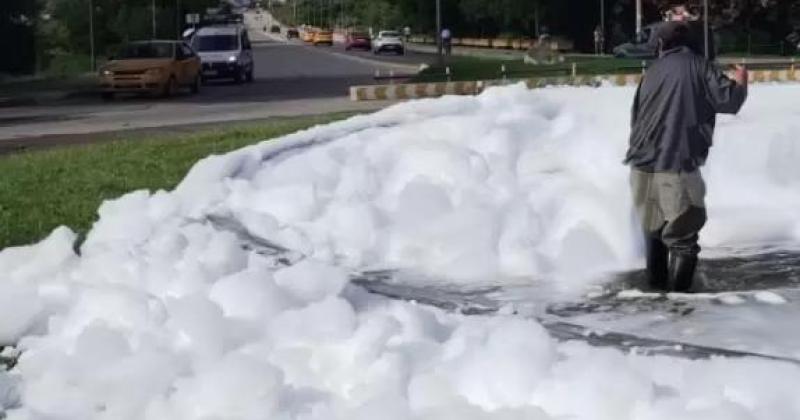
98,40,201,99
313,30,334,46
302,30,315,43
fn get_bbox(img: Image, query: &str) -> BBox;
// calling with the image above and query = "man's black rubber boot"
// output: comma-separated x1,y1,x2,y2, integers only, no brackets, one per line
668,253,698,293
645,236,669,290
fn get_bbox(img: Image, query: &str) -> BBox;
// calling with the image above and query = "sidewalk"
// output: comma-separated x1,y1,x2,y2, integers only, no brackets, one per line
0,76,100,109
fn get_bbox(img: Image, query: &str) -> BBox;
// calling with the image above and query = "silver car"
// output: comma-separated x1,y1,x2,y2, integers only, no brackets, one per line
191,24,255,83
373,31,405,55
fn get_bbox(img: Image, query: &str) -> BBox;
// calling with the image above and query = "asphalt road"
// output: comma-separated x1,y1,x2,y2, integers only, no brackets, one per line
0,33,433,142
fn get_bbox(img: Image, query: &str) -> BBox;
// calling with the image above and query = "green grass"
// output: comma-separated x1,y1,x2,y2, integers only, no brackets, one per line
42,53,95,78
0,113,353,250
413,56,647,83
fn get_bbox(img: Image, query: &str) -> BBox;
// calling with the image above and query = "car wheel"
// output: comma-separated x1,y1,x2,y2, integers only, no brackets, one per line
101,92,114,101
234,68,244,84
162,76,177,98
398,48,405,55
191,75,201,94
246,67,254,83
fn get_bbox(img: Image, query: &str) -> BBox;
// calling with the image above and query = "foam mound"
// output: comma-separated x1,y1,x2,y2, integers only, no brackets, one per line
2,84,800,419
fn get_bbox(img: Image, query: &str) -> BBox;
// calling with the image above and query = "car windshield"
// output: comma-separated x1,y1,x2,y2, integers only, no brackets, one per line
195,35,238,52
117,42,174,59
381,32,400,38
351,32,369,38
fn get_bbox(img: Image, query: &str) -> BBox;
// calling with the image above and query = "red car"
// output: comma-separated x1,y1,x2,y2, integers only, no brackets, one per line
345,32,372,51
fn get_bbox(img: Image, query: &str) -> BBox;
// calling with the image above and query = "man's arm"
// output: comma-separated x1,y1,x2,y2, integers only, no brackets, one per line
631,82,642,127
703,61,748,114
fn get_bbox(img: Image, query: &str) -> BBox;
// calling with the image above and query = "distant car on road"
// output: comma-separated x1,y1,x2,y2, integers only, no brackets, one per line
302,29,315,43
270,25,281,33
191,25,254,83
345,32,371,51
98,40,201,100
313,30,334,46
373,31,404,55
286,27,300,39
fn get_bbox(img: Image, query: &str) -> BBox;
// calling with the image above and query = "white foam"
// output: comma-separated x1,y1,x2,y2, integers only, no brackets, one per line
2,84,800,419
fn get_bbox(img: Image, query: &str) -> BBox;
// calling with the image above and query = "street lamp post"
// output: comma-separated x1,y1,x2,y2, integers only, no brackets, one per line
600,0,605,52
436,0,442,66
89,0,95,71
635,0,642,42
703,0,709,59
152,0,157,38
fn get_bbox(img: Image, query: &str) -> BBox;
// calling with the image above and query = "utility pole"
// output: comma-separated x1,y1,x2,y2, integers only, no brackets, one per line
89,0,95,71
152,0,157,39
635,0,642,42
599,0,605,53
293,0,297,26
703,0,710,59
176,0,181,40
534,0,540,38
436,0,442,66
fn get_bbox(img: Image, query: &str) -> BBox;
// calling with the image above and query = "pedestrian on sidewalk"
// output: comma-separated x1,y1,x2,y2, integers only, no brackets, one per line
441,28,452,56
593,25,604,55
625,21,748,292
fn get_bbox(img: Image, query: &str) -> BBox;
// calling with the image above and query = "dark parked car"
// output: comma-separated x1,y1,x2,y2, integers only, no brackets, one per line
286,27,300,39
613,23,658,59
270,25,281,34
345,32,371,51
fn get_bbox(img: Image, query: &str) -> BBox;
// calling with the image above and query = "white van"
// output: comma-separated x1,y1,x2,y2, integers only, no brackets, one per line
191,24,254,83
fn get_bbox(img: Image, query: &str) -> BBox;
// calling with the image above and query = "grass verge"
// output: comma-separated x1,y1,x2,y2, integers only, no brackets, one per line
413,56,646,83
0,113,354,250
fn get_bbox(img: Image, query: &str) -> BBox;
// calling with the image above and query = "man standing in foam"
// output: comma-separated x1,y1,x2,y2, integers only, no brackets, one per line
625,21,747,292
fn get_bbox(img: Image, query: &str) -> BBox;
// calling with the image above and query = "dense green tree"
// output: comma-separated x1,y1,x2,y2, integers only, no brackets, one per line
7,0,800,75
0,0,40,73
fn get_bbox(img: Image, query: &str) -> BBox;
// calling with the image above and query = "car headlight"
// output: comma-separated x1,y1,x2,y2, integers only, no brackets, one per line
228,55,238,63
145,68,163,76
101,69,114,76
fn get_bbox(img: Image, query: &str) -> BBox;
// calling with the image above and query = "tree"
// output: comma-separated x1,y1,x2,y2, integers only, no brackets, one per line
0,0,40,73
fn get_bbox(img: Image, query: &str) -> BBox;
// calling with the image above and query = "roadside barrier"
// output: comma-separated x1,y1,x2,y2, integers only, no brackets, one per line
350,68,800,101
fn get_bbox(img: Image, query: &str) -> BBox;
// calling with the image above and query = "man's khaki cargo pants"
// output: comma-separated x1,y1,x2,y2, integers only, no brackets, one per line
630,169,707,257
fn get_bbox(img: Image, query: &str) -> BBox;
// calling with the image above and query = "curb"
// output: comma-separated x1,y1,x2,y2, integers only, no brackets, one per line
351,80,485,101
0,97,37,108
350,68,800,101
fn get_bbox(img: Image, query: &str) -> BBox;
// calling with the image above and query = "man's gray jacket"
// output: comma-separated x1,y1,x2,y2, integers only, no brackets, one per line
624,46,747,172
